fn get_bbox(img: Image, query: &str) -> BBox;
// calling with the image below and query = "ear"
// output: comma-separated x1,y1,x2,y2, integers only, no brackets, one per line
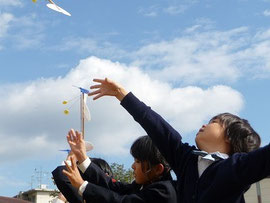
225,136,230,144
224,136,231,154
153,163,164,176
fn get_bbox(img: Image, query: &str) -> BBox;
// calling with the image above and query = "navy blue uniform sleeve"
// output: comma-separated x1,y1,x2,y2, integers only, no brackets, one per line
83,162,137,193
231,143,270,185
120,92,195,176
52,166,83,203
82,180,177,203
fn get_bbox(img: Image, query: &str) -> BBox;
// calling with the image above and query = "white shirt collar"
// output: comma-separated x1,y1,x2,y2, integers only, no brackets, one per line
196,151,229,177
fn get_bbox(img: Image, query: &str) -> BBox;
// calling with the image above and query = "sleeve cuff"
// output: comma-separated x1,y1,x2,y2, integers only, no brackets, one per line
78,157,91,173
78,180,88,196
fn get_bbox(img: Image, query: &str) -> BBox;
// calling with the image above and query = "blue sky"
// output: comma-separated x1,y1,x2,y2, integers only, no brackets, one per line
1,0,270,197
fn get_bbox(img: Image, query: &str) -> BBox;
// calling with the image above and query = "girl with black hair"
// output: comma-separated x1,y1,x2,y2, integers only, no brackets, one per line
62,129,177,203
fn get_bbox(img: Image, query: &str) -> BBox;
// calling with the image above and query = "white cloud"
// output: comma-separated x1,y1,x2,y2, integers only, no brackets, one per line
0,13,14,38
164,0,198,15
10,14,45,49
57,37,127,59
0,12,44,50
0,0,22,7
184,25,202,33
164,5,187,15
0,56,244,163
138,6,159,17
234,28,270,77
129,26,270,84
131,27,248,85
138,1,198,17
263,9,270,16
0,13,45,49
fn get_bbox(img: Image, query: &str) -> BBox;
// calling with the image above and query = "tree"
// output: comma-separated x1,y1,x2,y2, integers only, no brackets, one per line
110,163,134,183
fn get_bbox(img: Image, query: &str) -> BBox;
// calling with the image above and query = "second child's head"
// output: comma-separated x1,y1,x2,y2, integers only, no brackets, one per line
195,113,261,155
91,158,113,177
130,135,170,185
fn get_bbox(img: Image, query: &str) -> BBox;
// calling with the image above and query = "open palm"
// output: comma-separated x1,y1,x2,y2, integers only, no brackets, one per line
67,129,87,163
89,78,127,101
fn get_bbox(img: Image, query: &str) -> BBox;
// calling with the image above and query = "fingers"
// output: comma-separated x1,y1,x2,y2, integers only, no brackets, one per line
88,89,101,96
90,84,101,89
67,132,75,147
67,129,76,142
64,160,72,172
70,156,77,170
64,156,76,173
93,78,105,83
67,129,82,149
104,77,111,83
93,93,104,100
62,169,70,177
75,131,83,142
69,129,76,139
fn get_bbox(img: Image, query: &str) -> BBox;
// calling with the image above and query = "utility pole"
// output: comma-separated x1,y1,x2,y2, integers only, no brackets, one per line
256,181,262,203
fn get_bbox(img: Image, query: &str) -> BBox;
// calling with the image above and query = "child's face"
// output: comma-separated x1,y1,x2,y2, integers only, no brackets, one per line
195,119,230,154
132,159,150,184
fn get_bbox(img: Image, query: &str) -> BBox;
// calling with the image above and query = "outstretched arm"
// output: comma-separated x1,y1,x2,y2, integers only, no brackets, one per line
88,78,128,101
66,128,134,192
88,78,195,176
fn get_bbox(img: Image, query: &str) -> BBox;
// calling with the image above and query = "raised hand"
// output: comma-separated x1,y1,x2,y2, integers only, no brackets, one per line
63,156,84,189
67,129,87,164
88,78,128,101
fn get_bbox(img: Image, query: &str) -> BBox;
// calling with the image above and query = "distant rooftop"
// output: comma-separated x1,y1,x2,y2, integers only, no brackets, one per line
0,196,30,203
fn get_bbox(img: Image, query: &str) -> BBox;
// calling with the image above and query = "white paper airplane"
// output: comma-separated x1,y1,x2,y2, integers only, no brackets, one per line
47,0,71,16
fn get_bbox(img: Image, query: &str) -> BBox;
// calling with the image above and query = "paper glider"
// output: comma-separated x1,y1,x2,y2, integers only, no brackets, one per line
62,86,94,152
62,86,91,138
59,141,94,154
32,0,71,16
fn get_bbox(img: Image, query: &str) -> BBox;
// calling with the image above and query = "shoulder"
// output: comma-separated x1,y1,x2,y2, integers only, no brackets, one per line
144,180,177,196
139,180,177,203
52,165,66,179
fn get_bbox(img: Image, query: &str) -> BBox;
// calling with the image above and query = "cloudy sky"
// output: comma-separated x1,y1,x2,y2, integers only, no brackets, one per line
1,0,270,197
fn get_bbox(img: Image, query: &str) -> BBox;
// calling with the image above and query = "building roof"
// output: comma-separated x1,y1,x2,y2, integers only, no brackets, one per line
0,196,30,203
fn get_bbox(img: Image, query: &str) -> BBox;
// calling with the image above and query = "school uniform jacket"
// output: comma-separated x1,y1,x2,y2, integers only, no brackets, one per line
121,92,270,203
80,162,177,203
52,165,83,203
52,158,177,203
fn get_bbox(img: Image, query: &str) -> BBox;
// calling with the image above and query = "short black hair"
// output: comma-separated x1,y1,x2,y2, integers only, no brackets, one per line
210,113,261,155
91,158,113,177
130,135,170,172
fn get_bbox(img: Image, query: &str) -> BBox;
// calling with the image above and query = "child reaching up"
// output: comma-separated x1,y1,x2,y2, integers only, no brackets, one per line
53,153,115,203
62,129,177,203
88,78,267,203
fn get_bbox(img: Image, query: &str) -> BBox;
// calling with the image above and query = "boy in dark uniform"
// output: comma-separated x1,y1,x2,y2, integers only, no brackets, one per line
89,78,267,203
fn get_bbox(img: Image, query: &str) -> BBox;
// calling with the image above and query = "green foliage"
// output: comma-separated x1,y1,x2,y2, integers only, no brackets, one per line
110,163,134,183
49,189,60,198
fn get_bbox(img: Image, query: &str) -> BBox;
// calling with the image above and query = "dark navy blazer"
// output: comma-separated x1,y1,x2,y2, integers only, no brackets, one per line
53,158,177,203
52,165,83,203
121,92,270,203
84,162,177,203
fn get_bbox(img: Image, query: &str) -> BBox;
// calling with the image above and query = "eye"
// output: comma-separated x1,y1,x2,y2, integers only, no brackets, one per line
209,119,218,124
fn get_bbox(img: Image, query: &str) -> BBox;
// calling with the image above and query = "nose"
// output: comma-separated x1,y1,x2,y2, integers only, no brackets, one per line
131,162,135,169
202,124,206,128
